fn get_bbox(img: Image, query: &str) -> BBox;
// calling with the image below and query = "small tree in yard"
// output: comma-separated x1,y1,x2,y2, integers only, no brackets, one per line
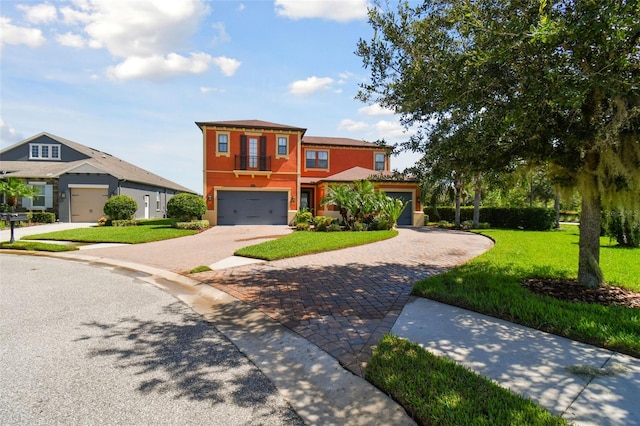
167,193,206,222
103,195,137,220
0,177,38,211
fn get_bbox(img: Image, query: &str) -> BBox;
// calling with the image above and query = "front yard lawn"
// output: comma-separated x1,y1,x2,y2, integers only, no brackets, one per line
0,241,79,252
20,219,197,245
412,225,640,357
234,229,398,260
367,335,566,426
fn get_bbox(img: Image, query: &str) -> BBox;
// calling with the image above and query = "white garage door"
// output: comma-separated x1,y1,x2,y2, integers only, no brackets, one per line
71,188,108,222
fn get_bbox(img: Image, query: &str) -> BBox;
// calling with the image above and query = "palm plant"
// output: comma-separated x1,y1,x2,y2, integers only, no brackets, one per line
0,177,38,211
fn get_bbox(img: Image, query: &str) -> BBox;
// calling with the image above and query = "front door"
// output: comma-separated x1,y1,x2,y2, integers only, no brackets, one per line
144,195,149,219
300,188,314,214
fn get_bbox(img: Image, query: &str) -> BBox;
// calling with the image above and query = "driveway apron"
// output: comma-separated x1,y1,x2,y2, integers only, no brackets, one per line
193,227,493,376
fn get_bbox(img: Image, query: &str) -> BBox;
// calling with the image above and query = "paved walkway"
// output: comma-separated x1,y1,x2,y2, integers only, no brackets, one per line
82,225,491,375
192,227,490,375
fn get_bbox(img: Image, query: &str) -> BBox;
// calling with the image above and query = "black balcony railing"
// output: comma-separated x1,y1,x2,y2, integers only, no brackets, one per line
235,155,271,171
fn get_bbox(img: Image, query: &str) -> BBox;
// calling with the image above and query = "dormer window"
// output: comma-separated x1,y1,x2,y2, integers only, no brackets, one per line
30,143,61,160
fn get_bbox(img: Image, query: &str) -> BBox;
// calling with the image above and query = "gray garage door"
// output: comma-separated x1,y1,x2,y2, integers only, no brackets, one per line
385,192,412,226
217,191,288,225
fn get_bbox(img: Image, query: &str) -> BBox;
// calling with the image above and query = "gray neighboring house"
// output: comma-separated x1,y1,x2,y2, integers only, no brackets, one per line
0,133,196,222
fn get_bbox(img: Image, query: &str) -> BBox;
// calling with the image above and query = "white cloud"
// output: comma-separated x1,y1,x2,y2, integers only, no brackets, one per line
0,118,25,146
359,104,395,116
338,119,369,133
289,76,334,95
275,0,369,22
211,56,241,76
56,32,86,48
375,120,406,139
107,52,213,80
200,86,225,94
17,2,58,24
238,4,246,12
0,17,46,49
210,22,230,46
77,0,208,57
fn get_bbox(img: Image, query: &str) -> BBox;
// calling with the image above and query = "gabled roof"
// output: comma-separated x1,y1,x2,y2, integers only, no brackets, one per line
0,132,195,193
301,166,416,184
324,166,396,182
195,119,307,133
302,136,392,149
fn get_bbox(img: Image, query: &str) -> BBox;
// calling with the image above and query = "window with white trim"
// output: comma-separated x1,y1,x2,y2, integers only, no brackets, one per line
156,192,161,211
23,182,53,209
306,150,328,169
29,143,61,160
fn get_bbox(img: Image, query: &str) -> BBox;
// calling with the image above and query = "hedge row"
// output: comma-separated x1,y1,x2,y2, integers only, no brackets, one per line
429,207,557,230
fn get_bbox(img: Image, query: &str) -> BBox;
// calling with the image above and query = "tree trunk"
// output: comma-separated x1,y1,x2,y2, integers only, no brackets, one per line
473,175,481,228
554,193,560,229
578,188,603,288
454,177,462,227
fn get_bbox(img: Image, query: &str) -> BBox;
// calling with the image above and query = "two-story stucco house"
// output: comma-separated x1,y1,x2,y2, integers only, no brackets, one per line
0,133,195,222
196,119,423,226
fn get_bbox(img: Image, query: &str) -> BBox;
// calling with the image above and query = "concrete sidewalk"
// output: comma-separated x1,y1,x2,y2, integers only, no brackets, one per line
0,222,94,242
392,297,640,426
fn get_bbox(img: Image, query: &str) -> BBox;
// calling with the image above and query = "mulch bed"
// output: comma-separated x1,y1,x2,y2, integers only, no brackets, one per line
522,278,640,308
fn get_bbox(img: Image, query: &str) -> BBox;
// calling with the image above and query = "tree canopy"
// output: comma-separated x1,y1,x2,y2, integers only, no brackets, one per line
356,0,640,288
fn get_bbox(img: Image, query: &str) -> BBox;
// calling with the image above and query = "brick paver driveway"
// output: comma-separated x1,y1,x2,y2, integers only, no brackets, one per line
194,227,493,376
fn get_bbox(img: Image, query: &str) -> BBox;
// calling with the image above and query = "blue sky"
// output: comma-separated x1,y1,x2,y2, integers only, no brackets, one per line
1,0,419,192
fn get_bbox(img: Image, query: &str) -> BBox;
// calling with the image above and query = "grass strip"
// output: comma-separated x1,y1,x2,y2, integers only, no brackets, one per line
22,219,197,244
413,226,640,357
234,230,398,260
367,335,566,426
0,241,79,252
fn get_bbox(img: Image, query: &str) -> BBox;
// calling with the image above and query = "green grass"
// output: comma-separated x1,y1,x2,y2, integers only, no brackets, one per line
21,219,197,245
234,230,398,260
0,241,79,252
413,225,640,357
367,335,566,426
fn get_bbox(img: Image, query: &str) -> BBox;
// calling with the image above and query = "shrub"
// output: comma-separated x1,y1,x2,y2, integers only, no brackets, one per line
28,212,56,223
461,220,474,230
296,222,311,231
328,223,342,232
104,195,137,220
313,215,334,231
603,210,640,247
167,193,206,222
175,220,209,230
352,221,365,232
370,216,394,231
293,208,313,225
112,219,137,227
435,207,556,230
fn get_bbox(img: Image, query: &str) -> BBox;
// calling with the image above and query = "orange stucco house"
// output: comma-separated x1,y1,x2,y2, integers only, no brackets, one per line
196,119,423,226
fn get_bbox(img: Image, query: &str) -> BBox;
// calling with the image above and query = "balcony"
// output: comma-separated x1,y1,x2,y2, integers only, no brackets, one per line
233,155,272,178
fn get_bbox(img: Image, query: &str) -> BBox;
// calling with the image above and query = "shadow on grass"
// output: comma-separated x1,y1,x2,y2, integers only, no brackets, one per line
412,261,640,358
76,301,303,424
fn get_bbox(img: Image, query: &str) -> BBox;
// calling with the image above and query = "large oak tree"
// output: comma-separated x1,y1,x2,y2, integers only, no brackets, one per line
357,0,640,288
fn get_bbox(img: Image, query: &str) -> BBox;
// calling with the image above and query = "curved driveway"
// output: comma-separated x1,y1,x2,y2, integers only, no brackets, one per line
83,226,493,376
0,255,301,425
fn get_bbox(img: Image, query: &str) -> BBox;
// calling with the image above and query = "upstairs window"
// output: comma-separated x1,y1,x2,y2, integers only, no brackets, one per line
29,143,61,160
217,133,229,155
306,150,328,169
374,153,386,171
277,136,288,156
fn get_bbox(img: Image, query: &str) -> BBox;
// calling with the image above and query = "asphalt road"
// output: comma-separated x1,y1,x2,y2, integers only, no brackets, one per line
0,254,303,425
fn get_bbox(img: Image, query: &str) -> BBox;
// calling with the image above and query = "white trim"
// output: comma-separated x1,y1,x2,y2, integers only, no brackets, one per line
68,184,109,189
